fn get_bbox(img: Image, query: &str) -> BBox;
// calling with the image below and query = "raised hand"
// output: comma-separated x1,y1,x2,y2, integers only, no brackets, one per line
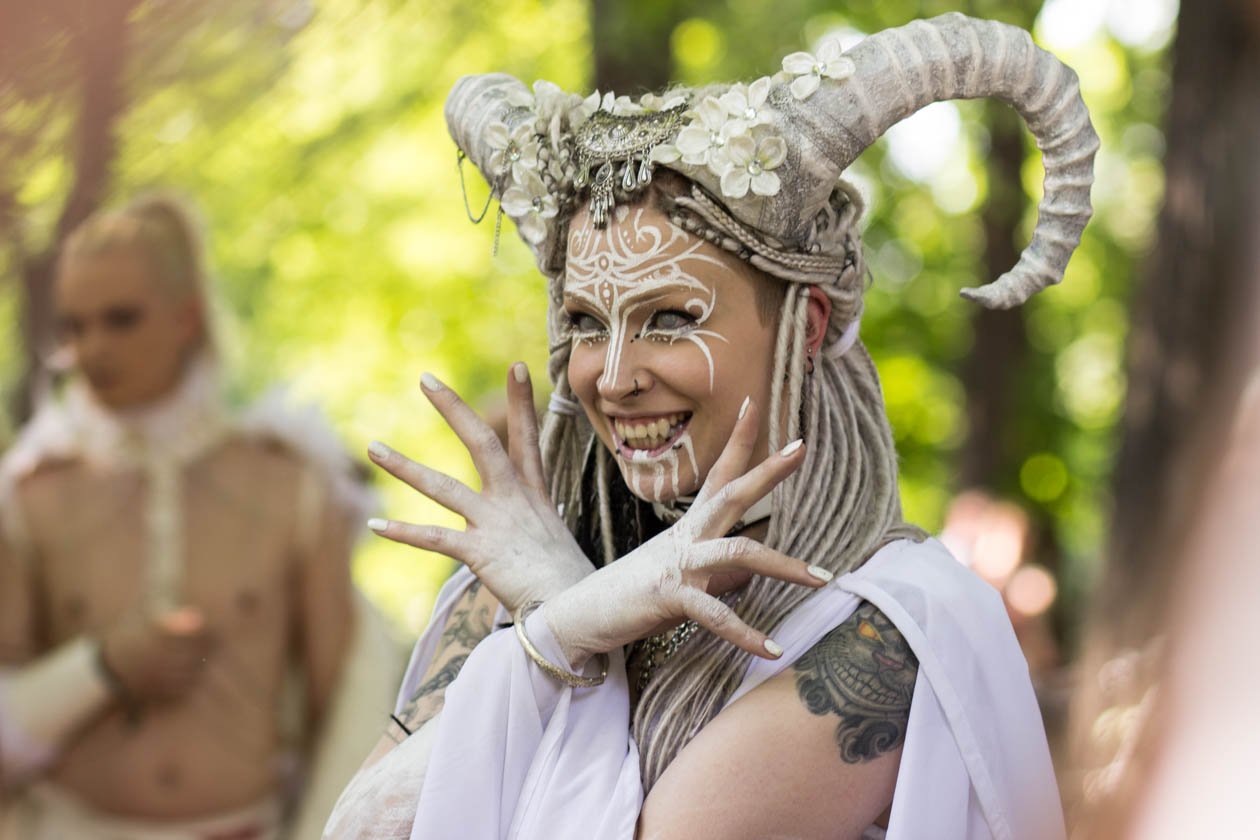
538,397,831,670
367,363,594,613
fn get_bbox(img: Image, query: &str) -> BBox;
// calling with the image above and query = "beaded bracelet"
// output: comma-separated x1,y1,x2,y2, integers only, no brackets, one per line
513,601,608,688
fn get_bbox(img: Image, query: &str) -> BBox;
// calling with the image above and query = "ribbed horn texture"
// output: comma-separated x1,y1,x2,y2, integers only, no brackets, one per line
772,12,1099,308
445,73,529,193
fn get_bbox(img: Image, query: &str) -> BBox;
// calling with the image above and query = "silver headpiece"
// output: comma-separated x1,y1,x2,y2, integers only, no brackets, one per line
446,12,1099,309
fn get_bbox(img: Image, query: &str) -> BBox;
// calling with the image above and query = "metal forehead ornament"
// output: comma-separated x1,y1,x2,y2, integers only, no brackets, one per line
446,12,1100,310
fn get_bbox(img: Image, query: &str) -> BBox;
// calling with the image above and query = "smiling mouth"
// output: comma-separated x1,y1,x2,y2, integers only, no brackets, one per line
612,412,692,459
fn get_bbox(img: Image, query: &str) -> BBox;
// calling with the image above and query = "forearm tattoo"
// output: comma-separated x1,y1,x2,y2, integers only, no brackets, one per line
396,653,470,729
394,582,494,731
437,581,493,652
793,602,918,764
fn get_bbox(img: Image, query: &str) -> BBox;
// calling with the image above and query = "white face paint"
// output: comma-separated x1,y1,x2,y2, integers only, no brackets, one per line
566,207,731,390
564,206,730,502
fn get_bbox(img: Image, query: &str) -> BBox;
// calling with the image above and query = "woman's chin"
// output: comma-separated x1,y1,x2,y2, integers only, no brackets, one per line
616,463,700,506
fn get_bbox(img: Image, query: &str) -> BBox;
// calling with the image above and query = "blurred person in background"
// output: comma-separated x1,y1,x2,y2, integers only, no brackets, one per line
0,194,395,839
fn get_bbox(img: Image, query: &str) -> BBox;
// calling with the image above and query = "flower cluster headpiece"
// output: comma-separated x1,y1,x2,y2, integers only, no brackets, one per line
446,12,1099,309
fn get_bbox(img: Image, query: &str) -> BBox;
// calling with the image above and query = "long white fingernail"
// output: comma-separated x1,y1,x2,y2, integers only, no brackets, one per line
738,395,750,420
764,639,784,657
807,565,834,582
367,518,389,533
780,439,803,457
513,363,528,384
420,372,444,391
368,441,389,459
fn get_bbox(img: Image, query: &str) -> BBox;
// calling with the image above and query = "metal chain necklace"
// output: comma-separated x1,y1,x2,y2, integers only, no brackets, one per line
634,589,746,694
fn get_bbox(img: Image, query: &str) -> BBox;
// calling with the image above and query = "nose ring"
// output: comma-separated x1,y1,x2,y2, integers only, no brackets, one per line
631,378,641,397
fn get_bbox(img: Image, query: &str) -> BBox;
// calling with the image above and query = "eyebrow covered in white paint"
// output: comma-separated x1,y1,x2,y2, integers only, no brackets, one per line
564,208,730,394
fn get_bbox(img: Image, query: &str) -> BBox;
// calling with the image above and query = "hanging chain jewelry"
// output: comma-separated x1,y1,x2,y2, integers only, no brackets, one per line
457,149,495,224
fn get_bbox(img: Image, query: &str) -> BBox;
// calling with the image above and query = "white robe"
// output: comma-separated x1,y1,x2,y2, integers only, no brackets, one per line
330,537,1064,840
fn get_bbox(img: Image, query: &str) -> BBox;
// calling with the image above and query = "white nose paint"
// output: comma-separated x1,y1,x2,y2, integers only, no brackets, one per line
565,207,731,501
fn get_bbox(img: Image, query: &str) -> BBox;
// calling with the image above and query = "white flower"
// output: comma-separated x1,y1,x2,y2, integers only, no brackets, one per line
485,121,541,183
719,134,787,199
674,96,742,173
640,91,689,112
649,143,682,164
569,90,603,128
782,39,855,100
718,77,774,133
504,87,534,108
500,171,558,245
532,80,567,113
609,94,644,116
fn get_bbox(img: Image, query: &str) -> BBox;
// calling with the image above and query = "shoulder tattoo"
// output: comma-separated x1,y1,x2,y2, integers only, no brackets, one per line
792,602,919,764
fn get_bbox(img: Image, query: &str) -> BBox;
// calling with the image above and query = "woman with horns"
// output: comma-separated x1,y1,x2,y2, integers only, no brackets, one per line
327,12,1097,840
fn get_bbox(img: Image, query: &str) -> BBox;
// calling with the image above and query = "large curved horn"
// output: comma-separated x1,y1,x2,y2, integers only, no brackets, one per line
774,12,1099,308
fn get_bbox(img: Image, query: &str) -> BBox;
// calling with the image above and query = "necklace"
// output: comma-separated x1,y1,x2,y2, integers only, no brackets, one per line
633,589,745,694
634,620,701,694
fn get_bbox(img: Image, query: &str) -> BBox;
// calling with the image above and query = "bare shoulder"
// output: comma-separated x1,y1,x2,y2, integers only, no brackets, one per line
638,602,918,839
14,456,86,509
792,600,919,763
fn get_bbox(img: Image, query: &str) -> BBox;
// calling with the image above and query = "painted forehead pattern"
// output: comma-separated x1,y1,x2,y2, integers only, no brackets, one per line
563,206,733,312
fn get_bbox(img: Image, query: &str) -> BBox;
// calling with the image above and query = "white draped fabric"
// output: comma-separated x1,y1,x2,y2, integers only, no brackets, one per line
327,538,1064,840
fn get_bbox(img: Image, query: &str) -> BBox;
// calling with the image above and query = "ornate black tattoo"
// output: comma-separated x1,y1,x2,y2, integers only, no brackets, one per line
793,602,918,764
438,583,493,653
396,653,470,729
413,653,469,699
393,582,496,732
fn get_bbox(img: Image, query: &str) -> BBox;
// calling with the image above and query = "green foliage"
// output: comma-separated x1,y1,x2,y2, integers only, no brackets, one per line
0,0,1169,637
655,0,1168,637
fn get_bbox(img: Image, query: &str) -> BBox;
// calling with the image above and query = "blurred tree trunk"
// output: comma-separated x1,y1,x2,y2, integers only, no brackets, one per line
957,102,1028,489
957,0,1041,492
1105,0,1260,636
1069,2,1260,832
8,0,138,421
590,0,679,94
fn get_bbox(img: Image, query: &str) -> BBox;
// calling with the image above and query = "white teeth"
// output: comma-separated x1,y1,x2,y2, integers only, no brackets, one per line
614,412,689,451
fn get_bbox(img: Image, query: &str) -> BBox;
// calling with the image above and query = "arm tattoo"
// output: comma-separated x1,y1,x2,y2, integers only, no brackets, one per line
437,583,493,653
393,581,495,731
412,653,469,700
793,602,918,764
396,653,470,728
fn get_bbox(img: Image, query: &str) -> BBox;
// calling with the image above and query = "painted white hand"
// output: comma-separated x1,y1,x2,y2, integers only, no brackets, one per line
367,364,594,613
539,398,830,669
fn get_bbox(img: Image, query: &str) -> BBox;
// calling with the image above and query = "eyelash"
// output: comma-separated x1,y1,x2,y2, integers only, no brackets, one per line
566,311,608,343
642,310,696,338
565,309,698,345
